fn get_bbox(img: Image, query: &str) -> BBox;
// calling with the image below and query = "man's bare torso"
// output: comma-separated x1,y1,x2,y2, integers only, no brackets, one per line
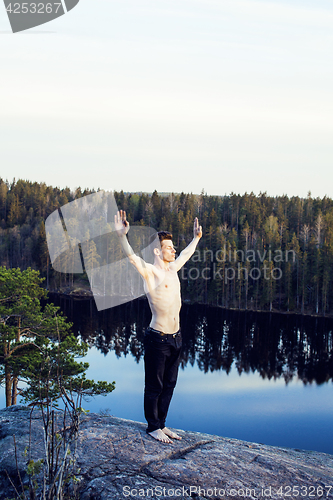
114,210,202,336
144,263,181,334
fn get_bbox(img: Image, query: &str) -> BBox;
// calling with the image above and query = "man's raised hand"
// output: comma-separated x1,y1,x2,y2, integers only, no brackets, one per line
194,217,202,239
114,210,130,236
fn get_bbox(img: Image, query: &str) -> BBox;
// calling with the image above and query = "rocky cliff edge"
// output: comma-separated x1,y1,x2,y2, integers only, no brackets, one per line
1,406,332,500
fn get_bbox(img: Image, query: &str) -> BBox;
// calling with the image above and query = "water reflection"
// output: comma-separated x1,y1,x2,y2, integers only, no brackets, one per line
49,295,333,385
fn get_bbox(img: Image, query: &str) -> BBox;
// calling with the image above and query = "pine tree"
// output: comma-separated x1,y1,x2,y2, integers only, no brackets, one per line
0,267,114,407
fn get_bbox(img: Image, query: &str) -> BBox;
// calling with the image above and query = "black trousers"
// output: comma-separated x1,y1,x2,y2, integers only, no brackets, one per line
144,327,182,433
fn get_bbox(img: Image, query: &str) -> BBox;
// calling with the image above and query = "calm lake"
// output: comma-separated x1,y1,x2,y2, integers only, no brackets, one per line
3,295,333,455
54,295,333,456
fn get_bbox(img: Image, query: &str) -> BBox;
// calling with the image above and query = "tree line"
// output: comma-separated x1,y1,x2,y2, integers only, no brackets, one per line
1,177,333,316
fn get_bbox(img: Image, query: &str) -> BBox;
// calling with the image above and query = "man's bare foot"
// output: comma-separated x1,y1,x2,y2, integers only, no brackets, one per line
161,427,182,440
148,429,173,443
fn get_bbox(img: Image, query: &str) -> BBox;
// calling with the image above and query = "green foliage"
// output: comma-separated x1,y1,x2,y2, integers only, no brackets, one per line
1,177,333,314
0,266,115,408
26,458,44,477
0,265,115,499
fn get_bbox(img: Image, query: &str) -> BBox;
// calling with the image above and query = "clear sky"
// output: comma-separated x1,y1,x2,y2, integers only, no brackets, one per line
0,0,332,198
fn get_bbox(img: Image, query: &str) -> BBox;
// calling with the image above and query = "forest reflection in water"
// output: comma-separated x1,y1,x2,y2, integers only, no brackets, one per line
47,295,333,454
51,294,333,386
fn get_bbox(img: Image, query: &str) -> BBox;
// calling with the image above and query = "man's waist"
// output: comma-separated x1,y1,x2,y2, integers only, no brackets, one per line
146,326,181,338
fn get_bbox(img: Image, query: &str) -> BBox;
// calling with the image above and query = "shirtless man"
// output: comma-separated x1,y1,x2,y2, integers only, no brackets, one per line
115,210,202,443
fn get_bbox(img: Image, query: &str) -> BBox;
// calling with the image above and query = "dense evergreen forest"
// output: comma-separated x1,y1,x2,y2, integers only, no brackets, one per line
1,177,333,316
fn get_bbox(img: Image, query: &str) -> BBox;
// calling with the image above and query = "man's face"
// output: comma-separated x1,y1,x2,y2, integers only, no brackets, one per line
160,239,176,262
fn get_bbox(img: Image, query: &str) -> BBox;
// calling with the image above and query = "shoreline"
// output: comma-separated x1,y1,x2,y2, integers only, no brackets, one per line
47,288,333,320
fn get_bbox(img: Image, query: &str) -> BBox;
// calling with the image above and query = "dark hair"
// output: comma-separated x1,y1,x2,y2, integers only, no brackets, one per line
157,231,173,243
149,231,173,248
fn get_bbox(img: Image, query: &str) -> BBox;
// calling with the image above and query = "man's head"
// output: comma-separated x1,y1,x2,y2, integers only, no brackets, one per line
157,231,173,245
150,231,176,263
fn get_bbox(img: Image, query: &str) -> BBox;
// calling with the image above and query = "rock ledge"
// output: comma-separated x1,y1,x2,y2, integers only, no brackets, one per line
1,406,332,499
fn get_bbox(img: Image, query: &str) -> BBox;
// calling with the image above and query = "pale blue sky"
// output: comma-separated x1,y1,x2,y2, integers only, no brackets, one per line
0,0,332,197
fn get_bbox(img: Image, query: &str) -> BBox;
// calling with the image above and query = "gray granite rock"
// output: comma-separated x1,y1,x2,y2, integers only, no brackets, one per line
1,406,332,499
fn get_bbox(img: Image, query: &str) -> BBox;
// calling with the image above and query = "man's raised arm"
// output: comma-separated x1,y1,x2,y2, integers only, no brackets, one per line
114,210,150,279
173,217,202,272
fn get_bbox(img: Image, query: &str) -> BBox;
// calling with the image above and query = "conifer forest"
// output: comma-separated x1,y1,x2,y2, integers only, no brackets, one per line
1,177,333,316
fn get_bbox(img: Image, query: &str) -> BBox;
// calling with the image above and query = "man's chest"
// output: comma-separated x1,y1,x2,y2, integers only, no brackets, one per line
151,269,180,295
